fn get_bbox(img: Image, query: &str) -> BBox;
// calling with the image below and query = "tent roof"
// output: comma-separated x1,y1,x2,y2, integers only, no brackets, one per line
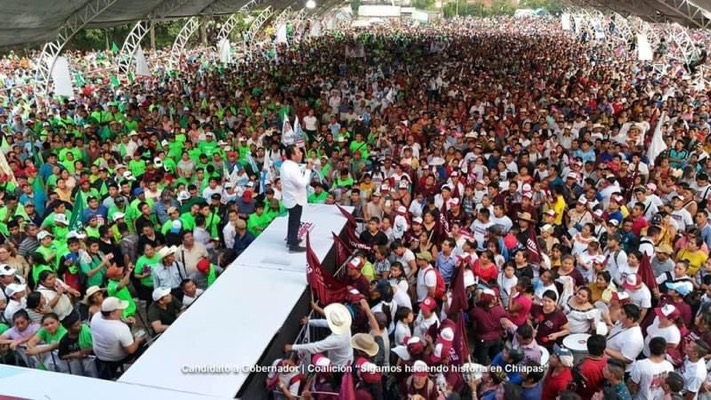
568,0,711,29
1,0,320,48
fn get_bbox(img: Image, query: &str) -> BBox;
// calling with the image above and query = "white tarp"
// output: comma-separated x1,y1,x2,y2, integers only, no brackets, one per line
357,5,401,17
51,56,74,98
135,46,150,76
573,16,582,34
412,9,428,22
637,33,654,61
561,13,572,31
276,24,288,44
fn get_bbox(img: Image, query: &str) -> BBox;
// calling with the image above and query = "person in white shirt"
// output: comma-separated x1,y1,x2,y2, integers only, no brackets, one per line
91,297,145,379
671,195,694,232
682,340,709,400
643,305,682,357
3,283,26,322
629,336,674,400
606,303,645,372
413,297,439,341
286,303,353,367
416,259,437,302
279,145,312,253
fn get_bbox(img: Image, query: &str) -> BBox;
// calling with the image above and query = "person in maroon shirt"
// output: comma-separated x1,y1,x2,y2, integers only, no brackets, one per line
469,288,507,364
347,259,371,297
574,334,608,400
405,360,438,400
530,290,569,350
542,345,574,400
659,280,693,327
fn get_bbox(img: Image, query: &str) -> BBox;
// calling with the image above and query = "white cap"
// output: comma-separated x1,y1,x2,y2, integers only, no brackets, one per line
54,213,68,225
37,231,53,241
101,297,130,312
154,157,163,167
178,190,190,201
123,171,136,181
577,197,588,205
67,230,87,240
4,283,26,297
152,287,172,302
112,212,126,222
0,264,16,276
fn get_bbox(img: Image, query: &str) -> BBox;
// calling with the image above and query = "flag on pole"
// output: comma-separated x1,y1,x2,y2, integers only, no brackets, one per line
68,190,85,231
338,361,356,400
526,225,542,264
647,111,668,167
244,152,259,174
639,253,657,292
332,232,353,267
335,204,372,252
452,312,470,365
293,115,305,147
281,117,296,146
306,232,347,305
448,261,469,315
259,151,272,194
110,75,120,87
111,42,120,54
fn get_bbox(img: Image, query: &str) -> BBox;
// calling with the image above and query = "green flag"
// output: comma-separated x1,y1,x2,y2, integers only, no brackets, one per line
111,42,119,54
68,190,84,232
110,75,120,87
74,72,85,88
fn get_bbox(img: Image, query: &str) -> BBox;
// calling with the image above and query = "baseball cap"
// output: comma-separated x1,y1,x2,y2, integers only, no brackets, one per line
67,230,87,240
37,231,53,241
348,257,364,271
4,283,26,297
101,297,130,312
654,304,681,321
623,274,643,290
123,171,136,181
197,258,210,273
411,360,429,377
412,216,423,224
665,281,693,296
133,187,144,196
553,344,574,367
420,297,437,313
0,264,16,276
611,291,631,304
152,287,172,302
112,212,125,222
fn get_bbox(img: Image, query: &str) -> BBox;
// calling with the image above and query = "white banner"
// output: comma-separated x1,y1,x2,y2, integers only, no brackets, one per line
276,24,288,44
637,33,653,61
561,13,571,31
51,56,74,98
573,16,582,34
135,46,151,76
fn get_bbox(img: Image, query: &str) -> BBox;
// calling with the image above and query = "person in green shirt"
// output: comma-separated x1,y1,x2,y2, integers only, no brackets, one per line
24,313,67,369
180,204,201,231
84,216,101,239
247,203,271,237
349,133,369,160
134,243,160,303
200,203,221,239
106,265,137,320
80,238,112,287
0,196,29,236
58,311,93,360
308,183,329,204
36,231,60,270
199,133,219,157
128,153,147,179
264,198,285,222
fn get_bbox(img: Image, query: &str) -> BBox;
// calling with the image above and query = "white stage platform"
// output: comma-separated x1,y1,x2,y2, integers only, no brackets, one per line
119,204,351,399
0,364,228,400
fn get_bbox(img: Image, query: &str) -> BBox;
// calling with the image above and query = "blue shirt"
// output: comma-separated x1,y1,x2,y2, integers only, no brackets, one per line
522,383,542,400
233,231,255,256
435,252,457,285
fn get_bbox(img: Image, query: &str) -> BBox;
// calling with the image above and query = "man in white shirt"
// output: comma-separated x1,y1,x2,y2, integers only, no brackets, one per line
629,336,674,400
606,303,644,372
413,297,439,341
416,258,438,302
286,303,353,367
91,297,145,379
279,145,312,253
681,340,709,400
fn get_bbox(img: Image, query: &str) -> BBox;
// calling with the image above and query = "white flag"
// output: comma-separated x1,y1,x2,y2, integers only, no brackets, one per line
135,46,151,76
647,112,668,166
218,39,231,64
294,115,305,147
561,13,572,31
281,118,296,146
310,21,322,37
51,56,74,98
637,34,653,61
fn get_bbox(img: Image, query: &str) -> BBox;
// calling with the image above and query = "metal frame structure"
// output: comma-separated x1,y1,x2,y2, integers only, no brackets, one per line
168,17,200,71
214,0,265,46
653,0,711,28
32,0,118,108
243,6,274,44
116,0,193,75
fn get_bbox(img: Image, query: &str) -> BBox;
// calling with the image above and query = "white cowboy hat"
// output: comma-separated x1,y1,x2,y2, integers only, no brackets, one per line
323,303,352,335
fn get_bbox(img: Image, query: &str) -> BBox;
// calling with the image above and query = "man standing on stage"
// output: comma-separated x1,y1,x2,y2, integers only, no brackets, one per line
280,145,312,253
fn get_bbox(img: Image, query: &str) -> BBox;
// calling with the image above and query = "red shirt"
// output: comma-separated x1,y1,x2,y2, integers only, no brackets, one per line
508,295,533,327
469,304,507,341
631,217,649,237
530,305,568,348
576,356,608,400
472,260,498,284
542,367,573,400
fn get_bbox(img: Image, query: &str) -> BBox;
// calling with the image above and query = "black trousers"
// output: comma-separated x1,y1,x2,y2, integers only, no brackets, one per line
287,204,303,249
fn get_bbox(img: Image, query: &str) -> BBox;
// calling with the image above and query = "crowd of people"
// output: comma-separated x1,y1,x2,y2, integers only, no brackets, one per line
0,11,710,400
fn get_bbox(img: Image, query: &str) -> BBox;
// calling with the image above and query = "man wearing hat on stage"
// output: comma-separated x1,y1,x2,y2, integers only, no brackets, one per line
280,144,312,253
285,303,353,366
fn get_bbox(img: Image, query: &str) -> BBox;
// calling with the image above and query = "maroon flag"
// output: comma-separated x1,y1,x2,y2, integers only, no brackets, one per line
439,202,450,237
449,262,469,315
332,232,353,267
306,233,347,305
452,312,470,366
336,203,358,228
339,361,356,400
639,253,658,292
526,227,542,264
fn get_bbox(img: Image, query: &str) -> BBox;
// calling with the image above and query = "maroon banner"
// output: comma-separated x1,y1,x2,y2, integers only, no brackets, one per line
339,361,356,400
527,226,542,264
333,232,353,267
306,233,347,305
449,263,469,315
639,253,658,292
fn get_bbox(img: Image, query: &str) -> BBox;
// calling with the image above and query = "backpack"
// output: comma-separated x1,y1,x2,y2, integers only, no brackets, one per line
425,265,446,300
